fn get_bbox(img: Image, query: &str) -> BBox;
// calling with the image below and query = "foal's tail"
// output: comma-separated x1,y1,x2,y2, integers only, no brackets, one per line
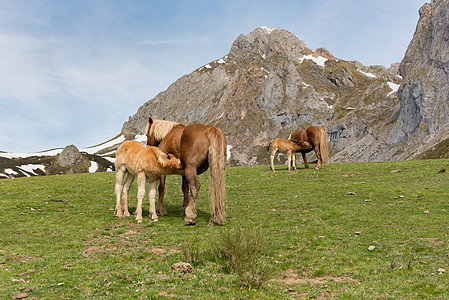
206,126,227,226
319,127,329,164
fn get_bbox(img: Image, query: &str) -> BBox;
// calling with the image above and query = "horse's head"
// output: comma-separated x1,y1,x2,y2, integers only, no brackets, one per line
146,117,159,147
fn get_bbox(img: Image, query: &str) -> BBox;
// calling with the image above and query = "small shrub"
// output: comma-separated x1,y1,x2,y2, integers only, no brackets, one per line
180,233,202,264
211,226,274,288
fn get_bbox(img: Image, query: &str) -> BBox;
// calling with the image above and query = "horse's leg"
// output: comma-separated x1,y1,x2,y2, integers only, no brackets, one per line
302,152,309,169
270,148,277,171
180,176,189,215
148,180,158,222
156,175,167,216
114,167,125,217
184,168,200,225
292,153,297,170
314,145,322,170
287,150,292,171
135,172,146,223
122,173,134,217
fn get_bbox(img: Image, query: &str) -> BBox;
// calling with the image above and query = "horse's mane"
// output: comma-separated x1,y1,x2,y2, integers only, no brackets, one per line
146,119,180,142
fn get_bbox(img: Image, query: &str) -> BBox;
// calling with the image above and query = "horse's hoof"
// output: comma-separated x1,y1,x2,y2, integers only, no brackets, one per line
184,219,196,226
123,212,131,217
152,218,159,222
136,219,143,223
208,220,224,226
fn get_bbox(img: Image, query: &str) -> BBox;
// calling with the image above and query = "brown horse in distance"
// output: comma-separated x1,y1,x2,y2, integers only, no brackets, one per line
146,117,227,226
269,138,312,171
289,126,329,170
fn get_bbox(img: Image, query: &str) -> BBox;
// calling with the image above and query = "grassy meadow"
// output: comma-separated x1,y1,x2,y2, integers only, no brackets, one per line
1,159,449,299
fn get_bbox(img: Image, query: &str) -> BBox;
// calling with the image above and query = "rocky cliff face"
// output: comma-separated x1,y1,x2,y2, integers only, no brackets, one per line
391,0,449,159
122,26,403,166
333,0,449,162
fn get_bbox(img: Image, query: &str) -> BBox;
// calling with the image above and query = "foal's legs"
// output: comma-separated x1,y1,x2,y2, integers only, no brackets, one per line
292,153,297,170
114,167,126,217
121,173,134,217
156,175,167,216
270,148,278,171
135,172,146,223
180,176,190,215
148,180,158,221
184,167,200,225
287,150,293,171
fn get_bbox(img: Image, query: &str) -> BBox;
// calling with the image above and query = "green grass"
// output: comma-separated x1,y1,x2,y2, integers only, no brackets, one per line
1,159,449,299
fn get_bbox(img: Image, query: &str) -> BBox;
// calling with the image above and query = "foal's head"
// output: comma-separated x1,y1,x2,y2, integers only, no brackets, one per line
153,147,182,170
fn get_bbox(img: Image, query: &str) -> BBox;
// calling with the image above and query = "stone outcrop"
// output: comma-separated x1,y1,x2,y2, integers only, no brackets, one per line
49,145,91,175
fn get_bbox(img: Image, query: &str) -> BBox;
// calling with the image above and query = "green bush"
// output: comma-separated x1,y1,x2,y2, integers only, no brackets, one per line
211,226,274,288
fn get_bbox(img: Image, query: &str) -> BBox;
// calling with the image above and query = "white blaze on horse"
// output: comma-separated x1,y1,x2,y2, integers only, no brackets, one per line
269,138,312,171
289,126,329,170
114,141,183,223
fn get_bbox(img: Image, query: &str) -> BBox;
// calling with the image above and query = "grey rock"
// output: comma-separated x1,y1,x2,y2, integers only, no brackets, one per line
57,145,83,167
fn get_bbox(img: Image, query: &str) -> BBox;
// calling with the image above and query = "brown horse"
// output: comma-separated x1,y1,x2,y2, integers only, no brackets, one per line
289,126,329,170
146,117,227,226
269,138,312,171
115,141,183,223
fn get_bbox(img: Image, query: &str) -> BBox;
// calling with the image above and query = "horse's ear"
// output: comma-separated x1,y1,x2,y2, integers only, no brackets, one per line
162,117,166,120
149,117,153,125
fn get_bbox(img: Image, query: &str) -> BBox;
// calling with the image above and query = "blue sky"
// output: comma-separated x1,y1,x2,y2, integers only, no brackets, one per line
0,0,428,153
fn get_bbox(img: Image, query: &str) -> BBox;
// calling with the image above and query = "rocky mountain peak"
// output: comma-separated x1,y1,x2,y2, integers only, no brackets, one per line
121,25,406,166
229,27,312,62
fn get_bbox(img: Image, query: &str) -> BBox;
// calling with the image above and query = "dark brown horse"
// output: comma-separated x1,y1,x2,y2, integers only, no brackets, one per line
289,126,329,170
146,117,227,226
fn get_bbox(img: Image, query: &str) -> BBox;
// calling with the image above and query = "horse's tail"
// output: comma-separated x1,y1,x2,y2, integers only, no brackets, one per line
206,126,227,226
319,127,329,164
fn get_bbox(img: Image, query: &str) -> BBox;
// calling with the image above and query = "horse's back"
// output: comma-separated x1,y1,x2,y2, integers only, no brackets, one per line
115,141,146,173
306,127,323,144
180,124,211,167
290,129,307,142
180,124,226,174
116,141,144,161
